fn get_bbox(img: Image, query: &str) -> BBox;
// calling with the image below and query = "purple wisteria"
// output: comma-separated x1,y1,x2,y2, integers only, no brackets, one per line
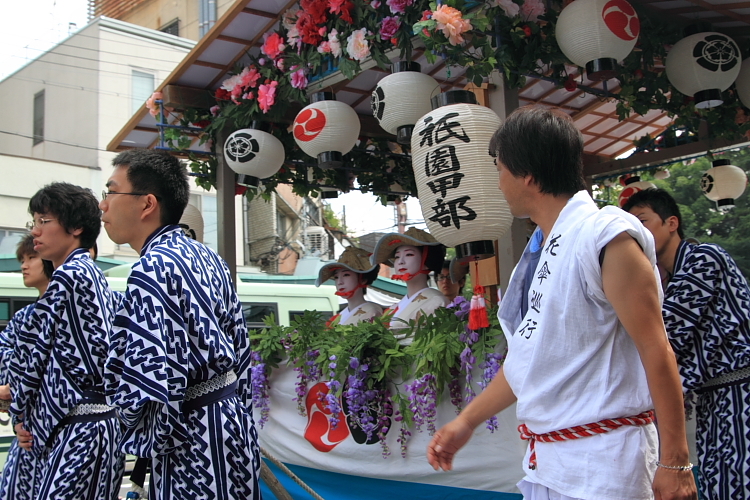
320,355,342,428
249,351,270,428
293,349,321,415
405,373,438,435
344,357,379,442
478,352,505,432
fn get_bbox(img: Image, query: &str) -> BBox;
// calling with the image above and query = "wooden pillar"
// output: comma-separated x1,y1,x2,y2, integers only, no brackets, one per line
216,129,238,286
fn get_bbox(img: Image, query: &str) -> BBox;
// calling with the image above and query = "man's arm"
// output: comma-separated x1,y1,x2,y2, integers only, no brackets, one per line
602,232,696,500
426,366,516,471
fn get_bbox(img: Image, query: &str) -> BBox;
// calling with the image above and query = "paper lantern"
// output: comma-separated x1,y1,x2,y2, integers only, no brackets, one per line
653,169,670,180
736,58,750,109
411,90,512,262
665,30,741,109
371,62,440,145
556,0,640,80
293,92,360,169
224,124,285,187
179,203,204,243
617,175,656,207
701,159,748,212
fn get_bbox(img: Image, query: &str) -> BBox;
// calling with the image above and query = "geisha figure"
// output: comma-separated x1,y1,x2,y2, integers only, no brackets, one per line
370,228,448,340
316,247,383,325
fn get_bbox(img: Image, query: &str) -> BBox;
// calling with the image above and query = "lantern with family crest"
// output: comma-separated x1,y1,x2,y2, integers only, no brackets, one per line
293,92,360,169
411,90,513,262
701,159,748,212
224,122,285,187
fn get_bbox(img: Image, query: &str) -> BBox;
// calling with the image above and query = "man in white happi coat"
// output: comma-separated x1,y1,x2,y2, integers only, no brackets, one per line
427,106,696,500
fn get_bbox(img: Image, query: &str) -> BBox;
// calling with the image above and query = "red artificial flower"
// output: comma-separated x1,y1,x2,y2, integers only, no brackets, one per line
522,25,531,37
235,184,247,196
193,120,211,128
564,75,577,92
422,27,429,37
261,32,285,59
301,0,327,24
296,12,324,45
329,0,353,21
214,88,230,100
391,37,398,45
634,69,643,79
420,9,431,21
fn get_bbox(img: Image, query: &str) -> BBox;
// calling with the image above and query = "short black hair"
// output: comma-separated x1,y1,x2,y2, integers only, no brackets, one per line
42,260,54,279
29,183,101,249
489,106,586,196
112,149,189,225
422,245,446,276
15,233,36,262
622,188,685,239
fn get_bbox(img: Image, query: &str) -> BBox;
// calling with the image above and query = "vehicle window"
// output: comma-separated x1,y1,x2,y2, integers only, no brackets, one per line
0,298,36,329
243,302,278,331
289,310,332,323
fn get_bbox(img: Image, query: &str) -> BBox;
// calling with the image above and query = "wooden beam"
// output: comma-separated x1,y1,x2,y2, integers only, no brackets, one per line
216,34,255,46
193,60,228,71
242,7,278,18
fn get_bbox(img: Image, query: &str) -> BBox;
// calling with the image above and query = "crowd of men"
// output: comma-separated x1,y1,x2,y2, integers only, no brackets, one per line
0,106,747,500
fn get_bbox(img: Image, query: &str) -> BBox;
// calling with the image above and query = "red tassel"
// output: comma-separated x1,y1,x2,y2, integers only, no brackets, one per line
468,285,489,330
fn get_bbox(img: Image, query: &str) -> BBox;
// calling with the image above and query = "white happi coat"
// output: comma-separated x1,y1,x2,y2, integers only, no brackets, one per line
499,191,661,500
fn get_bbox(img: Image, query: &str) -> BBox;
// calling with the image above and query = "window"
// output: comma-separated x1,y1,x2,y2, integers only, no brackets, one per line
160,18,179,36
33,90,44,145
0,298,35,330
289,310,332,323
243,302,278,331
198,0,217,38
0,229,26,255
131,70,155,115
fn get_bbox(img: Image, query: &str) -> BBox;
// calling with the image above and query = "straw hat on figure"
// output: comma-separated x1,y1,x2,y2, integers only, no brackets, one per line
371,228,448,340
316,247,383,325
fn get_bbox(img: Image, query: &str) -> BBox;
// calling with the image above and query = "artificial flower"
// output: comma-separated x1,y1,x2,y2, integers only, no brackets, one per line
291,68,308,89
262,32,285,59
300,0,327,24
371,0,381,7
242,92,254,99
214,88,230,100
432,5,472,46
329,0,354,22
239,66,261,88
563,75,577,91
193,119,211,128
346,28,371,61
420,9,431,21
275,58,285,71
282,7,299,31
317,41,332,54
209,105,220,116
520,0,545,22
329,29,343,57
386,0,411,14
496,0,519,18
522,25,531,37
297,12,324,45
257,81,278,113
145,91,163,117
380,16,401,40
221,74,243,92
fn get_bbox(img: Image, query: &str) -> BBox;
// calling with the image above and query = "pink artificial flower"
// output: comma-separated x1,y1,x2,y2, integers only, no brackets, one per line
386,0,411,14
318,41,332,54
262,32,285,59
145,91,163,117
239,66,261,88
210,105,220,117
275,58,285,71
243,92,255,99
380,16,401,40
291,68,308,89
221,74,243,91
257,81,278,113
371,0,380,7
328,29,342,57
520,0,545,22
432,5,472,45
496,0,519,18
346,28,370,61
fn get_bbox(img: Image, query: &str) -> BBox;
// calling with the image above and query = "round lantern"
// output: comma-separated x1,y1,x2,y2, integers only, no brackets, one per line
179,203,204,243
556,0,640,81
224,123,285,186
665,29,741,109
293,92,360,169
617,175,656,207
736,58,750,109
653,169,670,180
701,159,748,212
411,90,512,262
371,62,440,145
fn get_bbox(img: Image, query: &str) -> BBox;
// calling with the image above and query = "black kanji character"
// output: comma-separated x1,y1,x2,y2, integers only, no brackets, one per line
519,318,538,339
424,145,461,177
537,261,551,285
530,290,542,314
546,234,561,256
427,172,464,198
429,196,477,230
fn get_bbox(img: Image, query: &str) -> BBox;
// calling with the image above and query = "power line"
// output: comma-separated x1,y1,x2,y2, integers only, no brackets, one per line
0,130,110,152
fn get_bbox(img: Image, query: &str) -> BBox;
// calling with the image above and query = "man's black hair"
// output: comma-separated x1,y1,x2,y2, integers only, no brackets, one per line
112,149,190,225
15,233,36,262
422,245,446,276
29,182,101,249
621,188,685,239
42,260,54,279
489,106,586,196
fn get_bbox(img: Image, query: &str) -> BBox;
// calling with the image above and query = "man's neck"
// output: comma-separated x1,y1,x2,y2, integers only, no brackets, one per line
658,235,682,278
131,222,164,254
530,193,574,243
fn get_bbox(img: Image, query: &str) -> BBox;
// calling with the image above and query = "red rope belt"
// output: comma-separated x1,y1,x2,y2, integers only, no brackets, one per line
517,410,655,470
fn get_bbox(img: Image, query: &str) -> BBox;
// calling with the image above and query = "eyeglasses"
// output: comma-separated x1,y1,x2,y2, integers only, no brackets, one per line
435,274,450,282
26,218,56,230
101,190,155,201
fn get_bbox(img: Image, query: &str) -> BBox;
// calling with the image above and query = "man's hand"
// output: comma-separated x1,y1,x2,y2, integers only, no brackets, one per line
0,384,10,401
653,468,697,500
14,423,32,451
426,416,473,471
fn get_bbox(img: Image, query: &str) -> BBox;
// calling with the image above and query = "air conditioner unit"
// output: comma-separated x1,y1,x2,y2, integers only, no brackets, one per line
304,226,328,256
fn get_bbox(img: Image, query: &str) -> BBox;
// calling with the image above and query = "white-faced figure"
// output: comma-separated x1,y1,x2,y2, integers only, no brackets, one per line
316,247,383,325
370,228,448,342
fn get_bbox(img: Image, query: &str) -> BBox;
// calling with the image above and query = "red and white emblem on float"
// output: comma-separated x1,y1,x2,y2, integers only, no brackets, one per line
293,108,327,142
602,0,639,41
304,382,349,452
617,175,656,207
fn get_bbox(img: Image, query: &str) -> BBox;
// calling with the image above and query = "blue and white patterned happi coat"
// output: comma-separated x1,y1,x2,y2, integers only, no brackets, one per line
0,304,39,500
663,240,750,500
8,249,125,499
105,225,261,500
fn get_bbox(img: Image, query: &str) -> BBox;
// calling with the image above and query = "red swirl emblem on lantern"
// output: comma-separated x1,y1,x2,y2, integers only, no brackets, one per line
294,108,327,142
304,382,349,452
602,0,639,41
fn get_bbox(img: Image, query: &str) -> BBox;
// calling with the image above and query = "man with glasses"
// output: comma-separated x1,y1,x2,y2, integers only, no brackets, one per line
100,149,260,500
9,182,124,499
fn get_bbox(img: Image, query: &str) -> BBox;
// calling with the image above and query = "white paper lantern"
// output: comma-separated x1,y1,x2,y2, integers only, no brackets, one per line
293,92,360,169
665,31,741,109
411,90,512,262
618,176,656,207
736,58,750,109
701,159,748,212
653,169,670,180
371,62,440,145
556,0,640,81
179,203,204,243
224,127,285,182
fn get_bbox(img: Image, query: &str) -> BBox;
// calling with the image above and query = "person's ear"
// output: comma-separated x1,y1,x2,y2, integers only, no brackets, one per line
665,215,680,235
141,194,159,221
